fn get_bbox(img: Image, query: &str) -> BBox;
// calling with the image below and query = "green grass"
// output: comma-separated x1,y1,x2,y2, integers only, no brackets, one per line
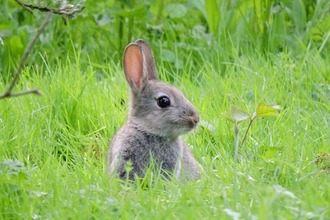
1,43,330,219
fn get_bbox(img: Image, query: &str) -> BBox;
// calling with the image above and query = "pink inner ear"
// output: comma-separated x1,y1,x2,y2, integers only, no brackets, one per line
123,45,143,89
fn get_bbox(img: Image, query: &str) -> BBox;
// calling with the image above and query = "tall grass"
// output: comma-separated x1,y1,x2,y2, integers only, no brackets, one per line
1,38,330,218
1,0,330,219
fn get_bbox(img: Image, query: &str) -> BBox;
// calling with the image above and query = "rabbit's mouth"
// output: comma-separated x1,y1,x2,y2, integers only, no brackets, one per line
173,115,199,134
183,118,198,131
185,112,200,130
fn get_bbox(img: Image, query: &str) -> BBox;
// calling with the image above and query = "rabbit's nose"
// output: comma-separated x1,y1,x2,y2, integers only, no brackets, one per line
191,112,200,125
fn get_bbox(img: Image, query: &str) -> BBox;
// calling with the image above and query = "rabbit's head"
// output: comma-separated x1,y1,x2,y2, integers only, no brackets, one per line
123,40,199,138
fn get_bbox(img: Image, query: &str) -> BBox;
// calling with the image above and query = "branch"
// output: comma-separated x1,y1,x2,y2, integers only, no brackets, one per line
0,89,42,99
15,0,85,17
0,12,52,100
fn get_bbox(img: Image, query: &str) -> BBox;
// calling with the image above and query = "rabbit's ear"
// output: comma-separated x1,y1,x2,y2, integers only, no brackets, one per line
123,43,145,91
135,39,158,80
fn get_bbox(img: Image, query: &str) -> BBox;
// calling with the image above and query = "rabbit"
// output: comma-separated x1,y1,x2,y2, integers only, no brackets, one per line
108,39,202,181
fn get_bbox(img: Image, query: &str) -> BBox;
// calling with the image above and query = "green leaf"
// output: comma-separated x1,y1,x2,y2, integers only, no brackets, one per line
230,105,251,122
9,36,24,55
271,5,283,14
270,8,287,50
165,4,188,18
260,146,283,158
112,4,147,17
161,49,176,62
191,0,207,19
94,14,113,26
292,0,306,33
3,160,24,171
255,104,282,118
0,37,3,46
0,160,28,181
205,0,220,35
0,183,21,193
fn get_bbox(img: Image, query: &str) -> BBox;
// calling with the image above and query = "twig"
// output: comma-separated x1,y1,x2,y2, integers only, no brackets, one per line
241,117,255,145
0,89,42,99
0,12,52,100
15,0,84,17
16,0,35,17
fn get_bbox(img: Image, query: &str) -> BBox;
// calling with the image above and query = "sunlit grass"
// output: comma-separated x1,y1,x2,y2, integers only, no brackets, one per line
1,43,330,219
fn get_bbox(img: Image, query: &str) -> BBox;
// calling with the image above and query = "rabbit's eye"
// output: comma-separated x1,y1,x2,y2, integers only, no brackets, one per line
157,96,170,108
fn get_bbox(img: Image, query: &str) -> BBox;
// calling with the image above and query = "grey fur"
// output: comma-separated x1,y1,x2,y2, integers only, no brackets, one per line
108,39,202,181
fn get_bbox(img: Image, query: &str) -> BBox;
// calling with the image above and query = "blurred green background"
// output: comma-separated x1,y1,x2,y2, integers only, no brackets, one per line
1,0,330,77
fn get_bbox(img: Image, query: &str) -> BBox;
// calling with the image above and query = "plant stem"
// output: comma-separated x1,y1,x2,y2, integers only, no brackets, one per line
118,3,125,51
233,122,240,209
241,117,255,145
0,12,52,100
0,89,42,99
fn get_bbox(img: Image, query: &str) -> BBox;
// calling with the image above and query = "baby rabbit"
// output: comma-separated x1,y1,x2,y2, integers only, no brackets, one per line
108,39,201,181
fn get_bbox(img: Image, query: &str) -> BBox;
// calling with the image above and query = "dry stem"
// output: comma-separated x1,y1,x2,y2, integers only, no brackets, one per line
0,12,52,100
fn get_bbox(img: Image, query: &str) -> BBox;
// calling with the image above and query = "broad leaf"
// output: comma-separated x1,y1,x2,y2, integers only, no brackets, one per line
260,146,283,159
255,104,282,118
161,49,176,62
292,0,306,34
205,0,220,35
112,4,147,17
230,105,250,122
191,0,207,19
165,4,187,18
272,185,297,199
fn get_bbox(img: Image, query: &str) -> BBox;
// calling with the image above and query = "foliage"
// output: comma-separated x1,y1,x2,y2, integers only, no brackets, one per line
1,0,330,219
194,0,330,53
1,44,330,218
225,104,282,145
1,0,330,75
